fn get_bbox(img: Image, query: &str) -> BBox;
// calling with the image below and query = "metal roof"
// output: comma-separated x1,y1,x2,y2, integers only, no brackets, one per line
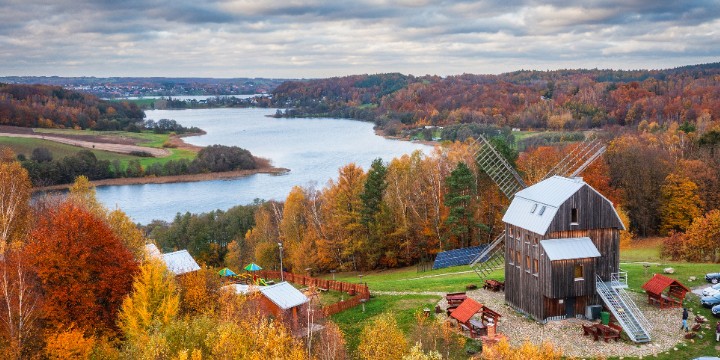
502,176,625,235
260,282,309,310
161,250,201,275
144,243,162,258
540,237,600,261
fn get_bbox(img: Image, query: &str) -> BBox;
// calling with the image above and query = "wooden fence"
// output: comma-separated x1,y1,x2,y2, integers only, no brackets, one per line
259,270,370,316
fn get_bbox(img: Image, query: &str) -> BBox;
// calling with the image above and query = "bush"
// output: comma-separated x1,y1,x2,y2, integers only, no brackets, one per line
129,151,154,157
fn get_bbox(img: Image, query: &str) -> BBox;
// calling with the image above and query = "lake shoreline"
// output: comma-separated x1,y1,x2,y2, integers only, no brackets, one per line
33,166,290,193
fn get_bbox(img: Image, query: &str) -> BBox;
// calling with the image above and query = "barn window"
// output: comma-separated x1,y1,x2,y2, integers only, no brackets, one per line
533,236,538,245
571,208,578,224
525,255,530,271
574,264,584,280
533,259,539,274
538,206,546,215
516,251,521,266
530,203,537,213
509,227,513,238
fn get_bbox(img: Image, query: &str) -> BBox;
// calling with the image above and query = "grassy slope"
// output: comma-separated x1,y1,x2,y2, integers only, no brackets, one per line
327,239,720,359
0,129,196,169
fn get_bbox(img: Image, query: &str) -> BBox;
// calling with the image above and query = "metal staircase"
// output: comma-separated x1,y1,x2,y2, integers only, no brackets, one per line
595,273,652,343
470,232,505,278
542,137,606,180
470,134,527,199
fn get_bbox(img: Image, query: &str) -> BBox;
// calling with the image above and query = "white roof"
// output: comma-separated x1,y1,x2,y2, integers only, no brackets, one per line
222,284,261,295
540,237,601,261
144,243,162,258
259,282,309,310
502,176,584,235
161,250,201,275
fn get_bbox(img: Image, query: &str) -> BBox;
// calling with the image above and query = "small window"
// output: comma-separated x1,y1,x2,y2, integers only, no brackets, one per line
525,255,531,270
574,264,584,280
533,236,538,245
530,203,537,213
509,227,513,238
516,251,521,265
533,259,539,274
538,206,546,215
571,208,578,224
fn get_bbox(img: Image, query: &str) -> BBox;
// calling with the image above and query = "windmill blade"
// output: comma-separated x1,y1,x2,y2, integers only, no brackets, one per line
472,133,526,200
542,136,606,180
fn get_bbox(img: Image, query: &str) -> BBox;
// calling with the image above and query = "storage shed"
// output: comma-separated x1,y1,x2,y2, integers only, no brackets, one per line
502,176,625,322
257,282,309,329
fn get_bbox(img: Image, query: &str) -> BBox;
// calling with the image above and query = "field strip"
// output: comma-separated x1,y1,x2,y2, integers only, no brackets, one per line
398,270,476,281
0,132,170,157
371,290,445,296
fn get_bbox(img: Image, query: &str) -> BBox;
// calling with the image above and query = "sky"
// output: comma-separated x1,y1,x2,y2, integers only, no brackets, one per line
1,0,719,78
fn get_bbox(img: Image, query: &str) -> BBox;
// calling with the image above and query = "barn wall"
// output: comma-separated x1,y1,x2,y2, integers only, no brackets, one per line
542,258,596,298
547,186,623,234
547,228,620,281
505,224,543,320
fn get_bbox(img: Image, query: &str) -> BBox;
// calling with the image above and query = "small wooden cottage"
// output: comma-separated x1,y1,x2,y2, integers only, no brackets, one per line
257,282,309,329
502,176,625,322
641,274,690,308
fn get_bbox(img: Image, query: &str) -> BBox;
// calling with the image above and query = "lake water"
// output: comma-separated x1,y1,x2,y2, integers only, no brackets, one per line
95,108,431,224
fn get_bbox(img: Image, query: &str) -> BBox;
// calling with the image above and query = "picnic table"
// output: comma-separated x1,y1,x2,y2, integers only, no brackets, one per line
446,292,467,306
581,323,620,342
469,319,487,337
483,279,505,292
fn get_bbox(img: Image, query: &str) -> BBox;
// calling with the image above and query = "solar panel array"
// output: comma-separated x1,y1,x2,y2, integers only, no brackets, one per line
432,245,487,270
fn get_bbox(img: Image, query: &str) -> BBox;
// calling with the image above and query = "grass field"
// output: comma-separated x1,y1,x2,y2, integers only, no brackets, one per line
0,129,197,170
325,238,720,359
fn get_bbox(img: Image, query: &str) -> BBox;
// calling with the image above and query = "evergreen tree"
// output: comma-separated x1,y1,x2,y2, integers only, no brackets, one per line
360,158,387,227
444,162,477,248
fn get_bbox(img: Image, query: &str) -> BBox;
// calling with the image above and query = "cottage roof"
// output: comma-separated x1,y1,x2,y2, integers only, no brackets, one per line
540,237,600,261
502,176,624,235
260,282,309,310
450,298,483,324
162,250,201,275
144,243,162,258
641,274,691,296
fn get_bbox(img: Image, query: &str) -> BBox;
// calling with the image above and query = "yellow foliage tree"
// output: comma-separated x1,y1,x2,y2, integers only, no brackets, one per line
358,313,407,360
177,268,221,316
660,173,703,235
45,328,95,360
207,318,308,360
107,209,146,261
402,343,442,360
684,210,720,262
118,258,179,345
480,338,562,359
617,206,634,250
67,175,106,217
0,160,31,254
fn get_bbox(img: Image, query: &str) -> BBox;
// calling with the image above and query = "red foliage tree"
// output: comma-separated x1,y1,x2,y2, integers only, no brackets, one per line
27,202,138,335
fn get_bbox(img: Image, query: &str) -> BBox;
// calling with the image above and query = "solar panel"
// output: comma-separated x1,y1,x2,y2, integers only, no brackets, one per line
432,245,486,270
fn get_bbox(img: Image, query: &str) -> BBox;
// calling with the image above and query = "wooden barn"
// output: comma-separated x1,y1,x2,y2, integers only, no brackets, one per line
502,176,625,322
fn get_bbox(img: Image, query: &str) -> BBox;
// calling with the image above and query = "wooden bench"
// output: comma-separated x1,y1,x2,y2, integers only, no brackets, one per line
595,324,620,342
581,323,599,341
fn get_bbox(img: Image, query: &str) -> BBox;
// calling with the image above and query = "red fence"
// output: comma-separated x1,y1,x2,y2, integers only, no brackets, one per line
259,270,370,316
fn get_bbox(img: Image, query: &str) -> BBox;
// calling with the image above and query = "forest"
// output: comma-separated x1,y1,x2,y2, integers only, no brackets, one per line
0,84,145,131
145,121,720,274
270,63,720,140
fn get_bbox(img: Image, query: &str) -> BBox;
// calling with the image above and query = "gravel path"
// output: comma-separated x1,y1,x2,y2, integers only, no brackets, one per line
384,288,712,358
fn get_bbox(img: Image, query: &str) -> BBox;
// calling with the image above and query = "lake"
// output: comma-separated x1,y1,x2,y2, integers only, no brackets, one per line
95,108,431,224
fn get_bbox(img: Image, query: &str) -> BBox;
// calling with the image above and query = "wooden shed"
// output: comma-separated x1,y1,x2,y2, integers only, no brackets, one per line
257,282,309,329
641,274,690,308
502,176,625,322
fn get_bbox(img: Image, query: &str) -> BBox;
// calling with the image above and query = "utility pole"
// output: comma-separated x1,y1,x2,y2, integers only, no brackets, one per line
278,242,284,282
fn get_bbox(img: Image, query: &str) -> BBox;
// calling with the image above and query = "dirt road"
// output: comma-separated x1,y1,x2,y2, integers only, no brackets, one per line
0,132,170,157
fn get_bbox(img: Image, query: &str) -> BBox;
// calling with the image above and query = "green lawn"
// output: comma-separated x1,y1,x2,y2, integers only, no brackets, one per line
324,265,503,293
0,136,140,163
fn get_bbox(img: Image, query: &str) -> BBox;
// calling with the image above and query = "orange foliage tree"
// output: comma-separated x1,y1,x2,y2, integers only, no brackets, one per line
27,201,139,334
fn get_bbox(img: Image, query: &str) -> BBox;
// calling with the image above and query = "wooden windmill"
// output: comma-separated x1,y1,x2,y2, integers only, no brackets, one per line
469,134,652,343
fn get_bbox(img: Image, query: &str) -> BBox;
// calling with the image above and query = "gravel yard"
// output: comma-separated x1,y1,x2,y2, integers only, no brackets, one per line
439,288,712,358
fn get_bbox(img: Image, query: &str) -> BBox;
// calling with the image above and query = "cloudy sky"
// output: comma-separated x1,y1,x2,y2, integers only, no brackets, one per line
1,0,718,78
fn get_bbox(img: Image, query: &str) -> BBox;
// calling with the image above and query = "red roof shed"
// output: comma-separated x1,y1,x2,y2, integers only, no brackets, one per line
641,274,690,308
450,298,483,323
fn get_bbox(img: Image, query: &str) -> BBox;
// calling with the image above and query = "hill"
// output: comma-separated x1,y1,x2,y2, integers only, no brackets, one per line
270,63,720,139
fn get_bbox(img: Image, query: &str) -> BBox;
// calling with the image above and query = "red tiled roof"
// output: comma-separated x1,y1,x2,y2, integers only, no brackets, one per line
641,273,690,295
450,298,483,323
